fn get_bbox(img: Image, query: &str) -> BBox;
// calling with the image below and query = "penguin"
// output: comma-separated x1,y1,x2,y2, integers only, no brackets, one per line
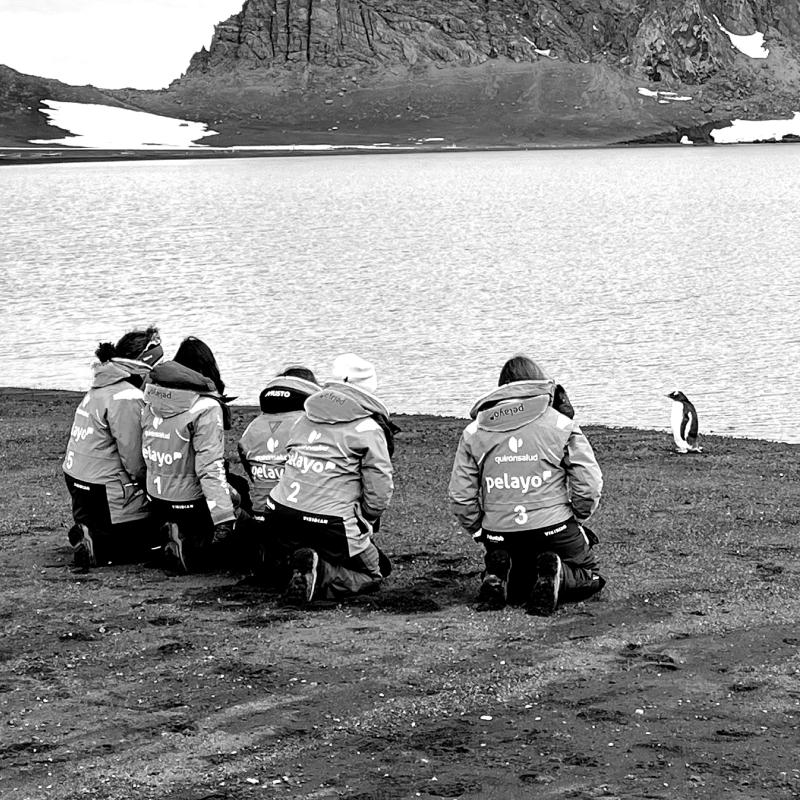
666,391,702,453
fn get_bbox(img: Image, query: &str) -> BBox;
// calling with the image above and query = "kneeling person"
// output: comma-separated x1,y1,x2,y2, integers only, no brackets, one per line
142,338,237,573
238,367,320,583
267,354,394,604
63,327,163,569
448,354,605,615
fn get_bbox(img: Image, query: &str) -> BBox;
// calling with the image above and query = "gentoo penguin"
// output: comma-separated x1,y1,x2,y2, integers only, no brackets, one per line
666,391,702,453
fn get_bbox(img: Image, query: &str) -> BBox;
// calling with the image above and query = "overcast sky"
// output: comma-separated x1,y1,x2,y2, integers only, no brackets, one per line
0,0,244,89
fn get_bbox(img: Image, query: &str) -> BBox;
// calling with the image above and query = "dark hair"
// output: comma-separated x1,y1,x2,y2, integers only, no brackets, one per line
174,336,231,429
174,336,225,395
95,325,160,363
277,365,318,384
498,355,548,386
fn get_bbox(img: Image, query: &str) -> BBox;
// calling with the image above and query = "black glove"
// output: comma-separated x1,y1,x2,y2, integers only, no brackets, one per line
212,520,235,545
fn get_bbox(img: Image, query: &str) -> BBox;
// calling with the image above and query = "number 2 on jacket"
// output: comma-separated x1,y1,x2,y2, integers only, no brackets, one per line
286,482,300,503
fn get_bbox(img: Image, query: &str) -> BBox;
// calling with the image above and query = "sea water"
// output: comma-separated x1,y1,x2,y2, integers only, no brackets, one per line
2,146,799,441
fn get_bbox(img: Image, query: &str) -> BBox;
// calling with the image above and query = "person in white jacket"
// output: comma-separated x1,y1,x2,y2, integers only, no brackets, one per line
238,366,320,584
448,355,605,616
267,354,395,605
142,337,238,574
63,326,163,569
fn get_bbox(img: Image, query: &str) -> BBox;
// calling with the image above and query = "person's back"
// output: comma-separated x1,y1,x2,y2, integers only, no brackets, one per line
239,373,320,516
449,354,605,616
142,338,236,572
268,353,395,605
451,380,601,534
270,383,393,543
142,361,230,510
63,327,162,569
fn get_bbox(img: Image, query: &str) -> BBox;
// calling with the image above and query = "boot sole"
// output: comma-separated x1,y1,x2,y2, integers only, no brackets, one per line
527,553,562,616
284,549,319,605
477,575,507,611
73,525,96,569
165,524,188,574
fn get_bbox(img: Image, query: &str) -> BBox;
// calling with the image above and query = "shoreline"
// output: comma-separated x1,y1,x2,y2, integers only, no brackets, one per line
0,140,661,167
3,385,798,448
3,137,799,167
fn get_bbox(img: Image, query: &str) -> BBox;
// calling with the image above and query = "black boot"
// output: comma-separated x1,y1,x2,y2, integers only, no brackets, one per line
477,549,511,611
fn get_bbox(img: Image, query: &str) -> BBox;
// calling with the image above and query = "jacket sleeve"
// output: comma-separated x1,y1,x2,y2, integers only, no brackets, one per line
237,441,254,483
562,424,603,522
357,423,394,520
106,389,147,484
193,403,236,525
448,426,483,535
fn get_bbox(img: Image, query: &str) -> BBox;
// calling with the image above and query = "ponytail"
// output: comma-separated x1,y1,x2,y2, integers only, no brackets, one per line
95,341,117,362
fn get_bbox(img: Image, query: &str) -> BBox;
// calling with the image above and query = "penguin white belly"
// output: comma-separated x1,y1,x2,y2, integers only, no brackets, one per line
671,401,687,450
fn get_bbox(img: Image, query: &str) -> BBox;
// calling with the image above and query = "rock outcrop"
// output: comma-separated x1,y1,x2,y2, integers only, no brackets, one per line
2,1,800,148
180,0,799,89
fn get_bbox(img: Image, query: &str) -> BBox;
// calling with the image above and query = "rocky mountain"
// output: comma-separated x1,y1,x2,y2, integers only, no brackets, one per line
3,0,800,148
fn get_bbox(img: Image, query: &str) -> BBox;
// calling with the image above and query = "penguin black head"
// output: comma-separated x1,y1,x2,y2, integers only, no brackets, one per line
667,390,689,403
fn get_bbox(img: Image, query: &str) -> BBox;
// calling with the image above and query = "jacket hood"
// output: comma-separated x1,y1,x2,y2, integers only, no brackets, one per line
471,380,555,432
470,380,555,419
259,376,319,414
150,361,216,393
144,361,220,419
90,359,151,389
305,382,389,424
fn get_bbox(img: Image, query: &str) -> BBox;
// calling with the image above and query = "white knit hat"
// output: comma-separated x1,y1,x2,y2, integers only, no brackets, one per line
331,353,378,394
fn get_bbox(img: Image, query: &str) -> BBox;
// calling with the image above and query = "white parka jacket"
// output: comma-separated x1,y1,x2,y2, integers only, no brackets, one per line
269,382,394,556
141,362,235,526
238,375,320,513
63,359,152,524
448,380,603,535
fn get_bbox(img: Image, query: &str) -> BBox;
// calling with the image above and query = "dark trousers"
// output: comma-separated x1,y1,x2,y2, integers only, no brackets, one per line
64,474,159,564
148,496,217,572
247,509,291,587
481,518,605,605
267,499,385,599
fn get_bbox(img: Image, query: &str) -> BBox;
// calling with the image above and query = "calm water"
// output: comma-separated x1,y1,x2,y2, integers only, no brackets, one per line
3,147,800,442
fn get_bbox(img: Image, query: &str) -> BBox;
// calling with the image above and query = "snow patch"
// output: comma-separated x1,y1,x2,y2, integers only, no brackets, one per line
638,88,693,102
714,16,769,59
31,100,217,148
521,37,557,58
28,100,427,152
711,113,800,143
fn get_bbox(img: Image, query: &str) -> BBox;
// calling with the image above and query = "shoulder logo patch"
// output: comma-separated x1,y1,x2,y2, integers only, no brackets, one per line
508,436,523,453
267,438,278,453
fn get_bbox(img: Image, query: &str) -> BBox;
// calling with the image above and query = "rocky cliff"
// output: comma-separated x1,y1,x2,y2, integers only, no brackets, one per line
183,0,797,85
3,0,800,148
